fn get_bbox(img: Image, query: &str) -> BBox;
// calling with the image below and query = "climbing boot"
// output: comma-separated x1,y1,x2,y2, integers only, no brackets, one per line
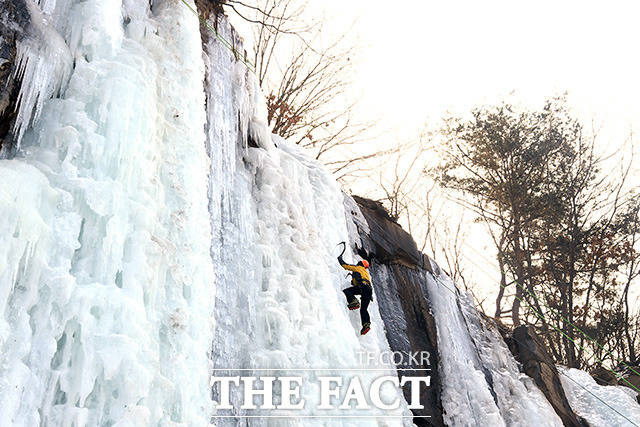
347,300,360,310
360,322,371,335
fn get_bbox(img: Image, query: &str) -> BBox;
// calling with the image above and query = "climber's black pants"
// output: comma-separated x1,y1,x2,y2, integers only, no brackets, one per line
343,285,372,326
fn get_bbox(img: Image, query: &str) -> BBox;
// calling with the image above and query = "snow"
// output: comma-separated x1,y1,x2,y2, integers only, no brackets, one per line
424,261,563,426
560,367,640,427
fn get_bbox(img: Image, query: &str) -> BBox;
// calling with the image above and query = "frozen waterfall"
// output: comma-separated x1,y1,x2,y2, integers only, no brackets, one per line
2,0,215,424
1,0,409,424
1,1,640,426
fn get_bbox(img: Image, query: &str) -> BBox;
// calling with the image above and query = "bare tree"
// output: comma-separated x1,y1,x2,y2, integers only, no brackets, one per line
377,142,425,221
219,0,380,175
372,134,481,301
416,187,488,310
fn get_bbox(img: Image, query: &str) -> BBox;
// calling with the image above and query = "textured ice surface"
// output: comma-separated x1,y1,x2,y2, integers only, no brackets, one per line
560,367,640,427
13,0,73,145
1,1,215,425
3,1,637,426
424,263,563,427
202,17,411,424
2,1,411,424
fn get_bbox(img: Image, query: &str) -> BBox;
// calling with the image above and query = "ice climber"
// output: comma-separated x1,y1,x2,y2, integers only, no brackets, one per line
338,252,373,335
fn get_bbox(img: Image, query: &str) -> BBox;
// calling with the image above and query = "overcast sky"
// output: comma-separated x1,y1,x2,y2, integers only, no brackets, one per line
329,0,640,146
229,0,640,305
230,0,639,177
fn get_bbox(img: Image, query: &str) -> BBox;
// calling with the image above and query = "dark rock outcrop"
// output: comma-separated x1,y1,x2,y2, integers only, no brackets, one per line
591,366,621,386
372,263,443,426
354,196,444,426
627,372,640,404
195,1,248,65
623,369,640,404
354,196,423,267
506,326,586,426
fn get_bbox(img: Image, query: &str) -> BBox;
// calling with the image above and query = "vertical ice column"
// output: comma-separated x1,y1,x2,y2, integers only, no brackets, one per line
1,0,215,425
12,0,73,145
202,14,261,380
424,267,562,426
201,16,410,422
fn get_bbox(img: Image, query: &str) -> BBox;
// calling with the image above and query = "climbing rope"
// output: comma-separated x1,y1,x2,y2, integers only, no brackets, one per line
456,241,640,396
430,272,639,427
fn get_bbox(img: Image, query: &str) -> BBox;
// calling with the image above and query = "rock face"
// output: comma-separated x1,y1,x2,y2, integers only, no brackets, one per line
628,372,640,404
624,370,640,404
353,196,424,267
355,196,444,426
374,263,443,426
506,326,586,426
591,366,621,386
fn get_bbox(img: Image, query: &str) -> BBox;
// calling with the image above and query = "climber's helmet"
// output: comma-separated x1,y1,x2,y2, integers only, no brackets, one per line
361,260,370,269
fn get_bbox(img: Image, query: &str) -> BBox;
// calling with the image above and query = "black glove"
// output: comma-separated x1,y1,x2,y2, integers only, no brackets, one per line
355,244,372,262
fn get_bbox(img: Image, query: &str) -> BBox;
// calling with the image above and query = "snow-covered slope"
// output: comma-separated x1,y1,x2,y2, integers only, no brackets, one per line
1,1,640,426
560,368,640,427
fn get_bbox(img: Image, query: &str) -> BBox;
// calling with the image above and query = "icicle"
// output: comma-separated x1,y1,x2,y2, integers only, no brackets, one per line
13,0,72,146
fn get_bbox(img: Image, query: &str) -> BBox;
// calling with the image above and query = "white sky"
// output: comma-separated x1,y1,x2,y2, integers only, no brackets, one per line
230,0,640,145
229,0,640,308
337,0,640,144
320,1,639,300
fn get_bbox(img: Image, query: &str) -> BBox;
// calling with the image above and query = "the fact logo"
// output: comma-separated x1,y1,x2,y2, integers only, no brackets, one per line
210,351,431,415
211,375,430,410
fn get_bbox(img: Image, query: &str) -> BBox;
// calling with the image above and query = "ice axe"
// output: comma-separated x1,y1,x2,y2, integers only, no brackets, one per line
338,241,374,264
337,241,347,258
337,242,352,278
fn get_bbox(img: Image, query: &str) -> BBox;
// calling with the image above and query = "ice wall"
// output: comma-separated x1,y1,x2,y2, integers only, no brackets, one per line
3,1,639,426
201,16,411,424
560,368,640,426
423,262,563,426
1,1,412,424
1,1,215,425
